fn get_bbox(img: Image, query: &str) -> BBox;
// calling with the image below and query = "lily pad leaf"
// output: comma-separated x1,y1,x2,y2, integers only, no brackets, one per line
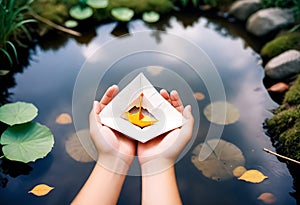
257,192,277,204
0,122,54,163
56,113,72,124
204,101,240,125
191,139,245,181
86,0,108,9
28,184,54,196
65,130,94,162
111,7,134,22
0,102,38,126
64,20,78,28
0,70,10,75
238,169,268,183
70,5,93,20
142,11,160,23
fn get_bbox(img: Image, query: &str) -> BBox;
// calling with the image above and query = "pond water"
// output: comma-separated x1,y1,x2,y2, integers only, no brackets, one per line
0,11,297,205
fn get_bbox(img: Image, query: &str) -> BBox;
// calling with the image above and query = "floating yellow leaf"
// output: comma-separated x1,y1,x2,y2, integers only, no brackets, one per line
232,166,247,177
238,169,268,183
193,92,205,101
267,82,289,93
257,192,277,204
125,93,158,128
28,184,54,196
56,113,72,124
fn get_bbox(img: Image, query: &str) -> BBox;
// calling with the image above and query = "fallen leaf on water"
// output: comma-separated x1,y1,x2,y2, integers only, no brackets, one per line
267,82,289,93
146,65,164,76
204,101,240,125
257,192,277,204
28,184,54,196
232,166,247,177
65,130,95,162
125,93,158,128
191,139,245,181
193,92,205,101
238,169,268,183
56,113,72,124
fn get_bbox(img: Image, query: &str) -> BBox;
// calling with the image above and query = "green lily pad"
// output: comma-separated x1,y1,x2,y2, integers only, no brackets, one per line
0,102,38,126
111,7,134,22
142,11,160,23
64,20,78,28
70,5,93,20
0,70,10,76
87,0,108,9
0,122,54,163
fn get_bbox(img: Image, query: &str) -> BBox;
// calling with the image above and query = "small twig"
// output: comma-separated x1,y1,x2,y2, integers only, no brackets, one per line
263,148,300,165
30,12,81,37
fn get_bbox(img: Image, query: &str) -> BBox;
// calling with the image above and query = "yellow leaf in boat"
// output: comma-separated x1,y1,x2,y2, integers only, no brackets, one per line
28,184,54,196
125,93,158,128
238,169,268,183
125,112,157,128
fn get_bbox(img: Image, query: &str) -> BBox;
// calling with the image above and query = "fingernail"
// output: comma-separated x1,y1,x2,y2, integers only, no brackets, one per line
93,101,98,108
186,105,191,112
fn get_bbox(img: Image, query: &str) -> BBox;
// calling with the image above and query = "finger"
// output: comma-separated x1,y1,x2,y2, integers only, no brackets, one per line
170,90,184,113
160,89,171,103
181,105,194,140
100,85,119,111
90,101,102,124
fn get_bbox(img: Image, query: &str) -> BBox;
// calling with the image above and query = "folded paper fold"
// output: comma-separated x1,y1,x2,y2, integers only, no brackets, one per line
99,73,185,143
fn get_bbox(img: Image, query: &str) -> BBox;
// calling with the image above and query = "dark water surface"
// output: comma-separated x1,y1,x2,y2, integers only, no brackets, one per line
0,12,296,205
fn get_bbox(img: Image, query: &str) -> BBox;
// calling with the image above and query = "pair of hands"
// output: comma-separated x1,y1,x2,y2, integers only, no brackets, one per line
89,85,194,175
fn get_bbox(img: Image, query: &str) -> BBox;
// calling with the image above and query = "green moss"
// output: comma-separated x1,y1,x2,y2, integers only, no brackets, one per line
261,32,300,59
284,75,300,106
266,75,300,161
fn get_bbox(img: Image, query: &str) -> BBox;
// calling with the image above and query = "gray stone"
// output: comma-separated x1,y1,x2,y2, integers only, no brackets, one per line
265,50,300,79
246,8,294,36
229,0,262,21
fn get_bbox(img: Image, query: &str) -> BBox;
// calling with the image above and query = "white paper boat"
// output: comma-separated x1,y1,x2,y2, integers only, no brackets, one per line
99,73,185,143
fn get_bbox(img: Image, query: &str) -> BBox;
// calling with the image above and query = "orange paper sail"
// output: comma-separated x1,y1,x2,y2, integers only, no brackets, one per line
125,93,158,128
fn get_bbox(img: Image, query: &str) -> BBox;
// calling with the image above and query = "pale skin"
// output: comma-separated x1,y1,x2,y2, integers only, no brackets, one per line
72,85,194,205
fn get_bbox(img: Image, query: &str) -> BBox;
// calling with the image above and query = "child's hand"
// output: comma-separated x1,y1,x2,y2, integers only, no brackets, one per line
89,85,136,174
138,90,194,175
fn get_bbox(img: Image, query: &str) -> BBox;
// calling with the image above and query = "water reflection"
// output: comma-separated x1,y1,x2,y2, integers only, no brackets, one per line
0,10,297,205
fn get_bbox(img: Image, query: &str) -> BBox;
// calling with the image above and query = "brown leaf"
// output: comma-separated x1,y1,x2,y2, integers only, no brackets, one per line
257,192,277,204
267,82,289,93
56,113,72,124
28,184,54,196
238,169,268,183
193,92,205,101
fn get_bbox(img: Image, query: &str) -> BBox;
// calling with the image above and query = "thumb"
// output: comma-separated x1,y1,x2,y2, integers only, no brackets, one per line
183,105,193,120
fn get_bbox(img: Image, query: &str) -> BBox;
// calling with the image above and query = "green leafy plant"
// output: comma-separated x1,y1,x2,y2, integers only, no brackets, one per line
203,0,235,7
0,0,35,66
179,0,199,7
260,0,300,19
0,102,54,163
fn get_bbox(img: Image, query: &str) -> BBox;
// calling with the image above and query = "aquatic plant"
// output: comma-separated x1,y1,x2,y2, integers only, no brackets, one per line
0,102,54,163
0,0,35,66
203,0,236,8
